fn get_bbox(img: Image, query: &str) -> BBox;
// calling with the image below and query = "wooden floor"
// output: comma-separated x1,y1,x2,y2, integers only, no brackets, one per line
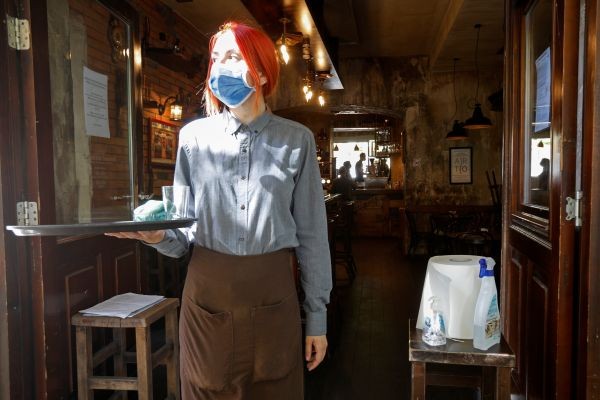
305,237,427,400
305,237,478,400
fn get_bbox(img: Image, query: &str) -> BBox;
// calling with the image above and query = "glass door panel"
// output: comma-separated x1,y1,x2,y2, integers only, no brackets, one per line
47,0,136,223
523,0,552,208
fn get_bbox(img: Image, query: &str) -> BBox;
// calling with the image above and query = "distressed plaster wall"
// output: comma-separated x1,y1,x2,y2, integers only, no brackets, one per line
405,70,502,206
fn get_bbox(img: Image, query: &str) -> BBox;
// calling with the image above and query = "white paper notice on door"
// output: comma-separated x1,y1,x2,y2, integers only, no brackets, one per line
83,66,110,138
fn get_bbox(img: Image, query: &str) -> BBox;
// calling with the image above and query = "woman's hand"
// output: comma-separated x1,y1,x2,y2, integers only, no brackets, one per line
105,230,165,244
305,335,328,371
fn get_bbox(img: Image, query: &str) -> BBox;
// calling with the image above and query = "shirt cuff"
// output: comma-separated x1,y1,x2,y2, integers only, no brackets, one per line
305,310,327,336
143,230,184,257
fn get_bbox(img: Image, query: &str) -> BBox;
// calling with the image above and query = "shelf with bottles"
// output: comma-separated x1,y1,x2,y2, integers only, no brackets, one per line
375,125,404,155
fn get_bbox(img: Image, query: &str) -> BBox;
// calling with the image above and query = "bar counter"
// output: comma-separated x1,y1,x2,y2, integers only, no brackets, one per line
324,189,405,237
352,188,404,200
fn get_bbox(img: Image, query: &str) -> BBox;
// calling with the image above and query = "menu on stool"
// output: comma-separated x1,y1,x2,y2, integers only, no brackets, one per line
79,292,165,319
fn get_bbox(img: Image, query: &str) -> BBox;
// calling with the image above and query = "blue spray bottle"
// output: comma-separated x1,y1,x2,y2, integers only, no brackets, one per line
473,257,501,350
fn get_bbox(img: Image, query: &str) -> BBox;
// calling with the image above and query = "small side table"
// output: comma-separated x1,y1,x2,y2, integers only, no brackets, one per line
409,323,515,400
71,298,180,400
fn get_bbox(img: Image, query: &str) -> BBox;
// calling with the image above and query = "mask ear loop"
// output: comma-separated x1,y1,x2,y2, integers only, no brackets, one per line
240,63,257,89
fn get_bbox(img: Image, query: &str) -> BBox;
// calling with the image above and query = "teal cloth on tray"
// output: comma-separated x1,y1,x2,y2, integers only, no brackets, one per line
133,200,166,221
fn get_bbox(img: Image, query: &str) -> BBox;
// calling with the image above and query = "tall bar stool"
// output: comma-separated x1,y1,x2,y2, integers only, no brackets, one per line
334,201,357,283
71,298,180,400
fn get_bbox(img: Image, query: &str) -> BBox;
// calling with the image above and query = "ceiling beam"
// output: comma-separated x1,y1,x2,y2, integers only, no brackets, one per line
429,0,465,69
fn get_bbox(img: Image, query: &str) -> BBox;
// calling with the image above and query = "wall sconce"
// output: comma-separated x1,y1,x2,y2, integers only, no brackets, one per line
278,17,291,64
275,17,303,65
315,71,331,107
144,89,184,121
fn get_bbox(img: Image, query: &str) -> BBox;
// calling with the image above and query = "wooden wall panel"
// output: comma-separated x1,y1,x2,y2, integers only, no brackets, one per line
114,250,140,294
527,274,549,399
505,248,526,389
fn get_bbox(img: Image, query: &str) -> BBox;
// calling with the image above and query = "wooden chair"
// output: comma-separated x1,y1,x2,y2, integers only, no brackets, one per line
405,209,432,255
334,201,357,282
71,298,180,400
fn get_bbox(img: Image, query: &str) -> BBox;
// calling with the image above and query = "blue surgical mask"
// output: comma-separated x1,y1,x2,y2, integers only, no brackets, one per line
209,62,255,108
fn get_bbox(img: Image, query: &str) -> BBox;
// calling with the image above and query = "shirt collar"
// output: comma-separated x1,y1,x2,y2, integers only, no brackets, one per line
223,107,272,137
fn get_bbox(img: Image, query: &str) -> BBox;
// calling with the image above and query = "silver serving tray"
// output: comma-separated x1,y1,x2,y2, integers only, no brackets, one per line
6,218,195,237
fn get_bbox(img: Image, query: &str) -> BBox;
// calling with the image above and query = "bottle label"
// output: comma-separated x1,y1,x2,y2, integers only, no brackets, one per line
485,294,500,339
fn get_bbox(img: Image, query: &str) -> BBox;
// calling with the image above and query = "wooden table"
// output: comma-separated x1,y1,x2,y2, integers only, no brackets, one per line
409,323,515,400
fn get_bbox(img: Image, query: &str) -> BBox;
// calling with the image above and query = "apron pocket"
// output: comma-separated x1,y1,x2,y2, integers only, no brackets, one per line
180,297,233,391
252,293,301,382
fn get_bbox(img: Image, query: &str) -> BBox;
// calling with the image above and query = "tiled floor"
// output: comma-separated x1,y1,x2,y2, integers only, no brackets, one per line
305,237,478,400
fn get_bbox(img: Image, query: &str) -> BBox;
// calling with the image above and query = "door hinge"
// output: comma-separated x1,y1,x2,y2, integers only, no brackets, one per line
6,15,30,50
565,191,583,227
17,202,38,226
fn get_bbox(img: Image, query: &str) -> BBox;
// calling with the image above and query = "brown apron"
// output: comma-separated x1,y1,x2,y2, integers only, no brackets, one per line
179,246,304,400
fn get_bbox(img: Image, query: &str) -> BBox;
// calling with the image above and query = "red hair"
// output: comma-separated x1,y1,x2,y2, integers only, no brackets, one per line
204,21,280,116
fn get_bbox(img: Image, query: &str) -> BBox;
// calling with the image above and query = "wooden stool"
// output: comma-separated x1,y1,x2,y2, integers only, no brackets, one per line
408,322,515,399
71,298,180,400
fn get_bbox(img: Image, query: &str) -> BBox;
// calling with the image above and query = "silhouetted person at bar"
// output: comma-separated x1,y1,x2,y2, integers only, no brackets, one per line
355,152,366,183
538,158,550,190
331,165,356,200
368,158,377,176
378,158,390,177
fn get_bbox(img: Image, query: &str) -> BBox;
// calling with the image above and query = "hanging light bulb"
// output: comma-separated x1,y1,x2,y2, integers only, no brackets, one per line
354,144,360,151
280,44,290,64
318,90,325,106
305,87,313,102
333,144,339,151
464,24,492,130
278,18,291,65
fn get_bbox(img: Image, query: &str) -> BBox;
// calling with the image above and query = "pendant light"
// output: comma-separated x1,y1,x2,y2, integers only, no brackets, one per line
463,24,492,130
446,58,468,140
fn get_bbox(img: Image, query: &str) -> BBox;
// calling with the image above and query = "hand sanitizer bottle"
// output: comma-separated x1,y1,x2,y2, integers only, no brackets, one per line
422,296,447,346
473,257,501,350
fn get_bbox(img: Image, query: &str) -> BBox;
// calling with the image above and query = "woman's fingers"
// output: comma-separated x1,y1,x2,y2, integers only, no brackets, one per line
105,230,165,243
305,335,328,371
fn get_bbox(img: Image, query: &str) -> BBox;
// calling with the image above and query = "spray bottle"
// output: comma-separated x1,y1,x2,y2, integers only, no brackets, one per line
422,296,447,346
473,257,500,350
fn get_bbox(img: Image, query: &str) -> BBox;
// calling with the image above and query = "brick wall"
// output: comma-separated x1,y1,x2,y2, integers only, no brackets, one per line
131,0,208,197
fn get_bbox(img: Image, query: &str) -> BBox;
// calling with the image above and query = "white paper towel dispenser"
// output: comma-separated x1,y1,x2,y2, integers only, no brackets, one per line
416,255,482,339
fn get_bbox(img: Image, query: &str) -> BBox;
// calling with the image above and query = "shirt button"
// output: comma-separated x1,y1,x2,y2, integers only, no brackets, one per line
254,130,258,133
241,205,246,210
241,176,246,180
242,148,247,153
239,237,244,242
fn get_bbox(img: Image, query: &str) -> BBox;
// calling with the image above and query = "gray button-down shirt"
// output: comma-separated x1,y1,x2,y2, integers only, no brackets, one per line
150,109,332,335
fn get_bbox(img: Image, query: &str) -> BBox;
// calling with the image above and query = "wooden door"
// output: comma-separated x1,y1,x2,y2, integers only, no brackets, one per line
577,0,600,397
503,0,580,398
0,0,146,398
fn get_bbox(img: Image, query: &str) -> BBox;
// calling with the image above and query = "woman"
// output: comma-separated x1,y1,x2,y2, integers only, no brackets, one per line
108,22,331,399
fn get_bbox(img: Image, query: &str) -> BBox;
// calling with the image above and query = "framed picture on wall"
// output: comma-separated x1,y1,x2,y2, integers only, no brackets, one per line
449,147,473,184
149,119,179,167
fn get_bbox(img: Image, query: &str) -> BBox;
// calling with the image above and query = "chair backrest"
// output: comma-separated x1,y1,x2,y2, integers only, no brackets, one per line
485,170,502,207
